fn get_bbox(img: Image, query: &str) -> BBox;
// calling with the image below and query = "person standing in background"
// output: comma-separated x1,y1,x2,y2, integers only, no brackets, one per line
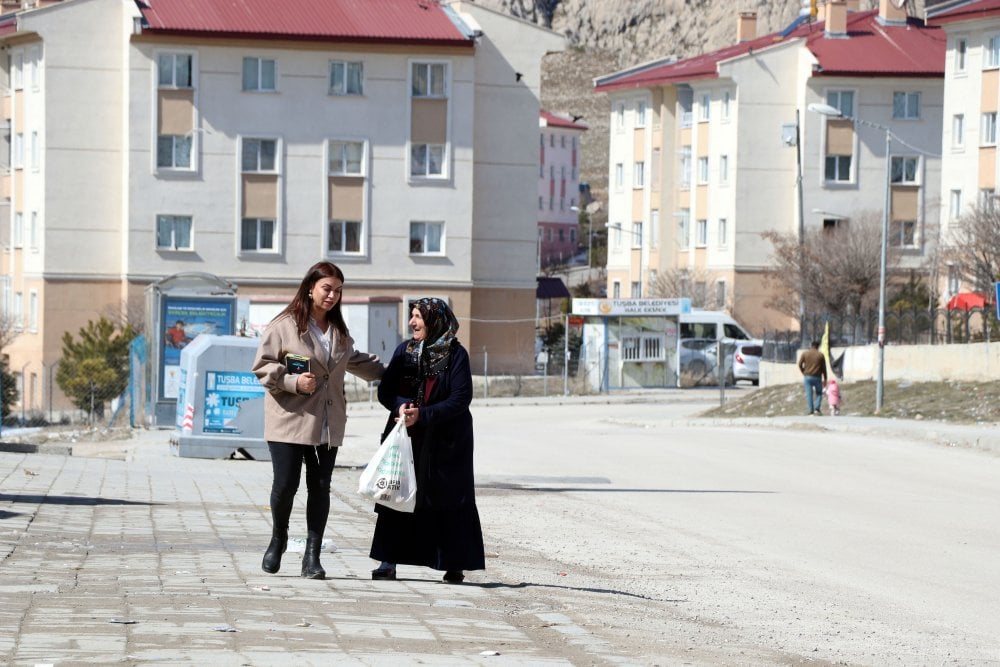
252,261,384,580
798,341,827,416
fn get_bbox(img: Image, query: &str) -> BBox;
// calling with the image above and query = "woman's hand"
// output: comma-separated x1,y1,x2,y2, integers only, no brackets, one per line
398,403,420,427
296,372,318,395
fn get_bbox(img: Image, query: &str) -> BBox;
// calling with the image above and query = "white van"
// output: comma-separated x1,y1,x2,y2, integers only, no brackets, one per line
679,310,754,341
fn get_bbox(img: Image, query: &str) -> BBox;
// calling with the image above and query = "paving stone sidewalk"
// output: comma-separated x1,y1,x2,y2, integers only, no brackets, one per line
0,428,584,666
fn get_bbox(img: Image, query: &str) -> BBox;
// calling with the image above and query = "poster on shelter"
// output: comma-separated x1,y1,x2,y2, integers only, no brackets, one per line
161,298,234,398
202,371,265,433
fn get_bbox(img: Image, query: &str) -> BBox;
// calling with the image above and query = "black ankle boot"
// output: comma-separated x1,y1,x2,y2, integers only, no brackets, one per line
301,535,325,580
261,533,287,574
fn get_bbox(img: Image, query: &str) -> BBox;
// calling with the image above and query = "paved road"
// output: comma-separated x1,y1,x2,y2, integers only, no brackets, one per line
1,391,999,665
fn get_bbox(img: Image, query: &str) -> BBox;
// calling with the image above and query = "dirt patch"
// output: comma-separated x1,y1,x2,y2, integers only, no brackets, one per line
703,379,1000,424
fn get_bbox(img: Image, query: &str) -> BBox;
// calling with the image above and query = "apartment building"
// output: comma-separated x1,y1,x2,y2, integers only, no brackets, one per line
537,110,586,269
594,0,945,335
928,0,1000,297
1,0,563,414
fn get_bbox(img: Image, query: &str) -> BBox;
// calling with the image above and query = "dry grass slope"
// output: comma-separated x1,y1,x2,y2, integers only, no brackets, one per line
703,379,1000,424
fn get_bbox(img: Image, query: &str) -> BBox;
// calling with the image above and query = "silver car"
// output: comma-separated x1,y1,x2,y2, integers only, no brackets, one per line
726,341,762,386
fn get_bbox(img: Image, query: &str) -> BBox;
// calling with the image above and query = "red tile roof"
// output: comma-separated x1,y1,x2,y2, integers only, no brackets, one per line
137,0,474,47
540,110,588,131
927,0,1000,25
595,10,944,93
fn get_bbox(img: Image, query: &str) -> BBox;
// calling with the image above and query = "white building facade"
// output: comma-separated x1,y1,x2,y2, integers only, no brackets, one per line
595,1,945,336
537,110,586,269
2,0,563,415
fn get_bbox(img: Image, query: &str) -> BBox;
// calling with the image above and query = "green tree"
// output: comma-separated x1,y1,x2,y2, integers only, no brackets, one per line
0,358,18,423
56,317,136,418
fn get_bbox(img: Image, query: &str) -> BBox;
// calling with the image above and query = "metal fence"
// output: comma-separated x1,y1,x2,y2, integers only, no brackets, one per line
763,306,998,362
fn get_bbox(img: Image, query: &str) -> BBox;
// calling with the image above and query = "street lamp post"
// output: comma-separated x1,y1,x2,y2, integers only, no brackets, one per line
606,222,643,297
807,102,889,413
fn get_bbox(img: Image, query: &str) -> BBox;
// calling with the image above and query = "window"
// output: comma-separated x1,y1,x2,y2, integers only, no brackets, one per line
329,220,361,253
651,209,660,247
981,188,996,209
158,52,193,88
825,155,851,182
242,57,276,91
561,135,566,148
892,92,920,120
950,189,962,221
719,155,729,184
956,38,967,72
636,100,647,127
722,91,731,119
11,51,22,89
890,220,917,247
13,212,22,248
28,290,37,331
630,281,641,298
411,62,446,97
700,93,710,121
697,157,709,184
890,156,919,184
13,133,22,168
715,280,726,306
633,161,645,187
987,35,1000,68
617,103,625,129
240,218,276,252
410,143,444,177
14,292,22,328
678,209,690,248
717,218,727,246
621,335,665,362
632,222,642,248
680,147,692,189
28,47,39,88
329,140,364,175
615,163,624,188
157,135,192,169
953,114,965,148
613,281,621,299
983,112,998,145
409,221,443,254
538,196,543,210
823,218,846,233
156,215,193,250
29,212,37,250
826,90,854,117
696,219,707,246
948,265,960,294
30,131,38,168
242,138,277,172
330,61,363,96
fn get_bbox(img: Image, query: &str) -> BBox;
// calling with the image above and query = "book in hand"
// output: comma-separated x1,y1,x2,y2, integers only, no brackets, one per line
285,354,310,375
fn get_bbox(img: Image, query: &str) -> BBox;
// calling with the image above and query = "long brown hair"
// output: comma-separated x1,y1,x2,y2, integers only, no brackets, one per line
278,261,349,337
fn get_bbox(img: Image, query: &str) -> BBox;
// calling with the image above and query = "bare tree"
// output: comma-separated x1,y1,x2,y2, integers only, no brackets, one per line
943,203,1000,292
649,266,727,310
0,312,21,353
100,298,147,335
762,211,895,322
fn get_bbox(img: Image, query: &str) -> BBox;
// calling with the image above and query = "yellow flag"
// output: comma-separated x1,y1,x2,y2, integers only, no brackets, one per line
819,321,831,378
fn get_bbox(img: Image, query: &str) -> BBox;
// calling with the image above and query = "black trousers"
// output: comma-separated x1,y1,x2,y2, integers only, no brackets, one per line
267,442,338,538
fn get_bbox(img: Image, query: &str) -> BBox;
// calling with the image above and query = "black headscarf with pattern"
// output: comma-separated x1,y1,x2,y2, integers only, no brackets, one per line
404,298,459,404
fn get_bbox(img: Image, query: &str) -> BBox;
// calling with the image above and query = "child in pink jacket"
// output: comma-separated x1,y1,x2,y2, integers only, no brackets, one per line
826,378,842,416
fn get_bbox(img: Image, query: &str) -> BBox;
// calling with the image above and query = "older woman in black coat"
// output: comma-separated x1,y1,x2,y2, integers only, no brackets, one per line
369,298,485,583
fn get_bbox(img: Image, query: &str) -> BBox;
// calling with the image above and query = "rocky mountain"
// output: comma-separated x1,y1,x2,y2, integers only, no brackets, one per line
474,0,935,208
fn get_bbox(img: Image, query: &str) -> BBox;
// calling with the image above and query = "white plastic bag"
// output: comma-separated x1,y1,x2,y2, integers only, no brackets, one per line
357,420,417,513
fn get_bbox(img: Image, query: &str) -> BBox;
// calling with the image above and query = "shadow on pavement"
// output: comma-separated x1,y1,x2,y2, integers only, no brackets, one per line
476,580,685,602
479,484,775,494
0,493,160,507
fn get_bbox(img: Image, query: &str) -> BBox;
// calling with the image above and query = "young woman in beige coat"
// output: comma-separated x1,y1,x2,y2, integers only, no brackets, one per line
252,261,383,579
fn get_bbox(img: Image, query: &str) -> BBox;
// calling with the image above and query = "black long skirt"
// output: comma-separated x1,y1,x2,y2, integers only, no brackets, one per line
369,503,485,572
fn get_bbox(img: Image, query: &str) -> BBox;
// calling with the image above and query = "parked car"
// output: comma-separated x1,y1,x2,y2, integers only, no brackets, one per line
679,337,720,378
726,341,762,386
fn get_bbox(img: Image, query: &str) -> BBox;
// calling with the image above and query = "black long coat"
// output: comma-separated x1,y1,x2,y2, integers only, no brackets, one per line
369,339,485,571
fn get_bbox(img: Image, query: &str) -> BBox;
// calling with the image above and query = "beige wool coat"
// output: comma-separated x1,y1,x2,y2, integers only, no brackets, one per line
252,313,384,447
